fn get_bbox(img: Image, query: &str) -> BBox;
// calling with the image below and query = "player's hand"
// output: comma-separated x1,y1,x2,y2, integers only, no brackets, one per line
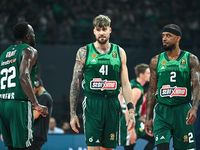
186,106,197,125
145,118,153,137
139,116,146,123
126,109,135,131
1,134,3,142
70,115,80,133
129,128,137,144
34,104,48,117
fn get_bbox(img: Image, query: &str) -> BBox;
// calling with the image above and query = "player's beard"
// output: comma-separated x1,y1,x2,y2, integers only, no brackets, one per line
30,36,36,47
97,36,108,44
163,43,175,51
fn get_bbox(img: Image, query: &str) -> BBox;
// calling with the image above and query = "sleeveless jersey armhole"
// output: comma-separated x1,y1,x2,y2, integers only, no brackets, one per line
116,45,122,69
85,45,89,68
156,54,161,77
18,44,30,66
187,52,191,76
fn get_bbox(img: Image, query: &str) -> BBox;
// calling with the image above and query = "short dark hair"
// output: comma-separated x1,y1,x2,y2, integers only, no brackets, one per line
134,63,149,77
12,22,29,40
34,76,43,88
163,24,182,36
93,14,111,27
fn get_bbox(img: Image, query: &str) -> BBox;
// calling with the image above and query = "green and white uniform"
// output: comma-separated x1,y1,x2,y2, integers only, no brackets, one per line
0,44,36,148
119,98,130,146
154,51,195,149
82,43,121,148
120,79,146,146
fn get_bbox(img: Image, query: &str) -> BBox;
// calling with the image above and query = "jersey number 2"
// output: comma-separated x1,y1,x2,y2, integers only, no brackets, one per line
1,66,16,89
188,132,194,143
170,72,176,82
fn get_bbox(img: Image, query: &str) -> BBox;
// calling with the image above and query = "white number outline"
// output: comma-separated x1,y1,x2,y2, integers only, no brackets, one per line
99,65,108,75
188,132,194,143
1,66,16,89
170,72,176,82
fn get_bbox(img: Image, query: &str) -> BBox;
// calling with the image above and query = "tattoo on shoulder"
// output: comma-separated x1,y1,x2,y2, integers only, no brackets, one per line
190,54,200,82
150,55,158,70
189,54,200,108
190,54,200,69
77,46,87,62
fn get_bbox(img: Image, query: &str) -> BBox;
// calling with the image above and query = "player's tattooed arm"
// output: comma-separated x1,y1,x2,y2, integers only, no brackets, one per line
70,46,87,117
146,55,158,119
190,54,200,110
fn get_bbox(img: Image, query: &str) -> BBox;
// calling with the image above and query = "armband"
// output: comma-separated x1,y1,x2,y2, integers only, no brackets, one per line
127,102,134,110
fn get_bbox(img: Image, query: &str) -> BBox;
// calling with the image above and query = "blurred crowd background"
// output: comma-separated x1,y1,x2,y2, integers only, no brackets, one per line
0,0,200,133
0,0,200,49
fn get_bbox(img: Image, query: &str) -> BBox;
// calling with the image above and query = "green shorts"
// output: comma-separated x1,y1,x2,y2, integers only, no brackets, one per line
135,116,146,139
153,103,196,149
120,114,146,146
82,92,120,148
120,113,130,146
0,99,34,148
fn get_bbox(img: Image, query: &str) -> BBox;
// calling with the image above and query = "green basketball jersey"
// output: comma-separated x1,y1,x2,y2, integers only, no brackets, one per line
84,43,121,96
156,51,191,105
0,43,37,100
130,79,144,115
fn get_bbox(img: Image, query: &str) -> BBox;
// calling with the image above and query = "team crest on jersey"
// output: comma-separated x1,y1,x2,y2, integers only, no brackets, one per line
112,52,117,58
92,53,97,58
161,61,166,65
110,133,115,140
90,78,117,91
183,135,188,142
181,59,186,65
160,85,187,97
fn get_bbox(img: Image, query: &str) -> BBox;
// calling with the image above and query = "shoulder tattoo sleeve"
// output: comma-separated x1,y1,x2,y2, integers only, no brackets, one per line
146,55,158,118
190,54,200,108
70,46,87,116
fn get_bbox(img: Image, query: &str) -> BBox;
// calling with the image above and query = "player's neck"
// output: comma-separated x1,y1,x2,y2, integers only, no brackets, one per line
166,48,181,60
94,42,110,54
136,77,146,86
15,40,23,45
38,87,45,96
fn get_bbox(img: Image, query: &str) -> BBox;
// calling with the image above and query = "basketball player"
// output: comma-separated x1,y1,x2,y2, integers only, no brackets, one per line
120,63,154,150
0,22,48,150
145,24,200,150
70,14,135,150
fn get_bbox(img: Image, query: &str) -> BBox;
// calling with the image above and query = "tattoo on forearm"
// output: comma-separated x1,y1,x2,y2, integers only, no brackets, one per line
129,115,135,120
146,56,158,118
70,46,87,117
190,54,200,108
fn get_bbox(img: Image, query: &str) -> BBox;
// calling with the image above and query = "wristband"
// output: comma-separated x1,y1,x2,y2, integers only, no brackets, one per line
127,102,134,110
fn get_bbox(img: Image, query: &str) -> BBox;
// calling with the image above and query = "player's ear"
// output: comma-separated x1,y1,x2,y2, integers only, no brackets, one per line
176,36,181,43
93,26,96,35
26,33,30,40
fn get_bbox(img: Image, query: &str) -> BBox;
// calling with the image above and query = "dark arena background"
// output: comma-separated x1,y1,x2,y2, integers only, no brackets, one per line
0,0,199,149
